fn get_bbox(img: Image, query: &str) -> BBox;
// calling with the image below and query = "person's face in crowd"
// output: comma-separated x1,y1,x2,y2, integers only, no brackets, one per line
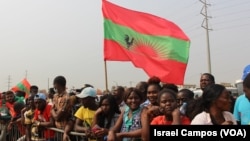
5,93,15,103
27,97,35,108
53,83,59,93
243,85,250,100
100,98,110,114
112,87,123,104
176,92,188,108
160,92,177,116
81,97,95,107
53,83,65,93
135,82,147,101
125,92,141,111
147,85,159,105
48,89,55,99
200,75,214,91
214,89,232,111
30,88,38,96
136,82,146,94
14,103,24,114
112,88,119,99
34,99,46,111
112,87,122,100
1,94,5,101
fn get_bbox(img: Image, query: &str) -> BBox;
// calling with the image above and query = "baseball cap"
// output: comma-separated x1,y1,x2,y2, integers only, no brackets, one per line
242,64,250,80
34,93,47,101
76,87,96,98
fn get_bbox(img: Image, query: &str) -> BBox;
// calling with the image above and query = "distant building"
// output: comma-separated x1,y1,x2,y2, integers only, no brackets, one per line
178,84,196,91
220,82,233,87
235,79,243,95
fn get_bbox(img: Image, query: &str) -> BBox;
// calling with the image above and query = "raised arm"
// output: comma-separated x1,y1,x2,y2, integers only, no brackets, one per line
91,107,103,128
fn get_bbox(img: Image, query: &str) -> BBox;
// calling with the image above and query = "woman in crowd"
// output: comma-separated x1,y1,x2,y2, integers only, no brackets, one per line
91,94,121,141
141,88,190,141
140,76,162,141
107,87,143,141
145,76,162,108
150,88,190,125
190,84,237,125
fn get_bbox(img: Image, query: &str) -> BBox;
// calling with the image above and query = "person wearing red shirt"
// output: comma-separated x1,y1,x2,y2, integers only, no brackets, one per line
32,93,55,141
150,89,190,125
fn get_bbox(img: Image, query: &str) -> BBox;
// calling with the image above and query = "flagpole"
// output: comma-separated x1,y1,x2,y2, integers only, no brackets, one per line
104,60,109,92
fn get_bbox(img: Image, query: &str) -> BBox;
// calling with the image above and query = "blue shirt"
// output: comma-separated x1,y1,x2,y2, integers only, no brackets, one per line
140,99,150,108
233,94,250,125
120,105,142,141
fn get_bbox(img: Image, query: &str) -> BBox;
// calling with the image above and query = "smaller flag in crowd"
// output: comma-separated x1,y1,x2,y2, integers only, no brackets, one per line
11,78,31,98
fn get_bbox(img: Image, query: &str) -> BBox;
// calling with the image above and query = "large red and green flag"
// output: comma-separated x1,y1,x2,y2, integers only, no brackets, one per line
11,78,31,98
102,0,190,85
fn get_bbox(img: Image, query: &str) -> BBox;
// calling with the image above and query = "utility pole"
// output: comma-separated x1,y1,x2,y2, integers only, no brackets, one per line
48,78,50,91
200,0,212,74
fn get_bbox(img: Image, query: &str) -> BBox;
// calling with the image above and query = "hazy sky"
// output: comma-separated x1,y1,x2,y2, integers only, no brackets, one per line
0,0,249,92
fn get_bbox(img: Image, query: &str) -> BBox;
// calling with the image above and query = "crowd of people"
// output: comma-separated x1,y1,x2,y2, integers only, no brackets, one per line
0,68,250,141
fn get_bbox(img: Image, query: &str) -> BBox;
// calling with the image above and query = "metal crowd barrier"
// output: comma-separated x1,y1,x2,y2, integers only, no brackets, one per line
0,123,23,141
0,116,11,141
0,120,88,141
48,127,87,141
0,121,7,141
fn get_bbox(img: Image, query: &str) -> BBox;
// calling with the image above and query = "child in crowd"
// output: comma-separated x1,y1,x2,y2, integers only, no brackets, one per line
107,87,143,141
21,95,35,141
